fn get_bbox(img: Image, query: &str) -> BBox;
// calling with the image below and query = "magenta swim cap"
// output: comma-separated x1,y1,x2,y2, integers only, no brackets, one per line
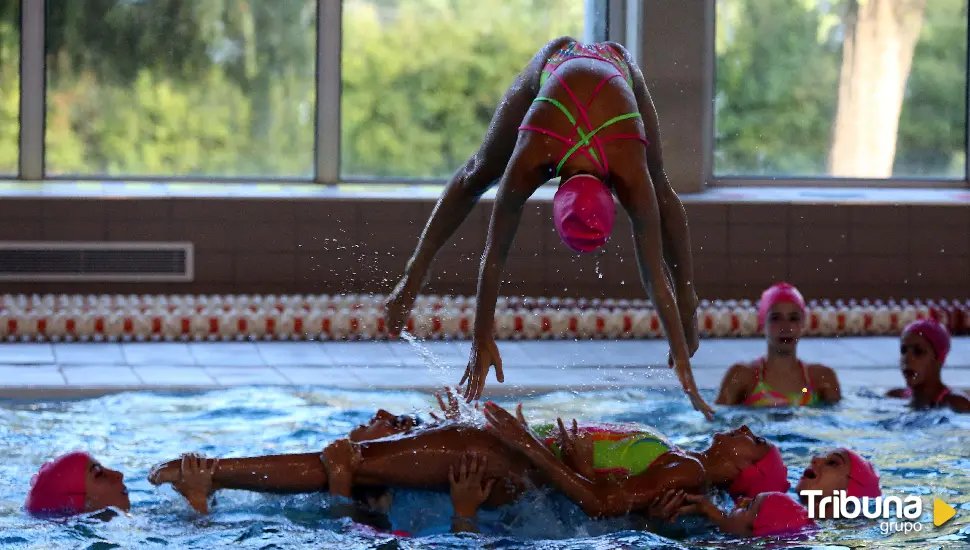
553,175,615,253
752,492,816,537
902,319,951,365
25,451,91,517
758,282,807,331
728,445,791,501
840,448,882,499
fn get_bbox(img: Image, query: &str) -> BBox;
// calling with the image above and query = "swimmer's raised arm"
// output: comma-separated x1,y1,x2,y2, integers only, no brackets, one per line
461,154,548,401
384,36,573,335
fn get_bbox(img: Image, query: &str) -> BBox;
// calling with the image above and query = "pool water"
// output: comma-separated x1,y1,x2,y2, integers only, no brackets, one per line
0,385,968,549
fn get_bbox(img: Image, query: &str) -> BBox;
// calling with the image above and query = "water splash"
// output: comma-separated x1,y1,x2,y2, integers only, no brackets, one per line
400,330,452,389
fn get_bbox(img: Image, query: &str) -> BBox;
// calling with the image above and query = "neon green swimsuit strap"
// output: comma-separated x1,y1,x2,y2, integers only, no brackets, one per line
556,112,642,175
531,422,672,476
534,96,601,166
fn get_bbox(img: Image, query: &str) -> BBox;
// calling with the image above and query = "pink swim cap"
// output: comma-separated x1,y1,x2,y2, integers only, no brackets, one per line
752,492,816,537
758,283,807,330
903,319,951,365
25,451,91,517
553,175,615,253
728,445,791,500
840,449,881,498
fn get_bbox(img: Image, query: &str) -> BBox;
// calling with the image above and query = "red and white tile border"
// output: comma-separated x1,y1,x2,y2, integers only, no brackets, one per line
0,294,966,342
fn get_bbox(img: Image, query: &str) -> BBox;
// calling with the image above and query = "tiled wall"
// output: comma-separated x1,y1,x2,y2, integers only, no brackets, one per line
0,197,967,301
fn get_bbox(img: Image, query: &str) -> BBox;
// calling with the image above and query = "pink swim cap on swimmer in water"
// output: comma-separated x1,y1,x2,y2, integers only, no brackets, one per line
25,451,91,516
553,175,616,253
839,448,881,499
903,319,951,365
758,283,807,331
728,446,791,501
752,492,816,537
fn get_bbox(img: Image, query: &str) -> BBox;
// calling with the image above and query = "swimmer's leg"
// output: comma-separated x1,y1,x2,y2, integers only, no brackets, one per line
610,143,714,421
149,453,327,494
384,36,574,334
608,42,699,356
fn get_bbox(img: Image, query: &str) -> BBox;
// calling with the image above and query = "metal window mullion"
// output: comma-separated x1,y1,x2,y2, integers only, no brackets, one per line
315,0,341,184
584,0,609,43
703,0,716,187
605,0,626,45
19,0,45,181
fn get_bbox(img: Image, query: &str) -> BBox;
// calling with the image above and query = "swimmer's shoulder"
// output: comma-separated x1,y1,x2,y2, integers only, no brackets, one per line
722,361,759,384
886,387,910,398
659,450,706,486
805,363,839,386
943,389,970,413
805,363,841,402
715,361,759,405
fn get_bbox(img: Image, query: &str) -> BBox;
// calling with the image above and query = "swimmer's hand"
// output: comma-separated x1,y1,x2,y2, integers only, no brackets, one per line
556,418,595,479
484,402,543,454
647,489,688,524
429,386,480,423
676,493,719,519
460,337,503,402
384,279,418,336
449,453,495,519
171,453,218,515
673,359,715,421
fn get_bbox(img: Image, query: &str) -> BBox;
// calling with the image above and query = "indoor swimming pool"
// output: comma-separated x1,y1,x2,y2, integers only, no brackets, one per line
1,386,968,549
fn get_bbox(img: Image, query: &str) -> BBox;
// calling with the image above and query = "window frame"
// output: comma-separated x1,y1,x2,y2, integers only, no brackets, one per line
704,0,970,190
12,0,966,188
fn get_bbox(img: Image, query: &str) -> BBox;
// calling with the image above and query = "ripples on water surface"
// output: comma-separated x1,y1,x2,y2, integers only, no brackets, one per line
0,386,967,549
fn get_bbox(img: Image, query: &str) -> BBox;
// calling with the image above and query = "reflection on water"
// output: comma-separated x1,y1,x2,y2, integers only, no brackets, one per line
0,386,967,549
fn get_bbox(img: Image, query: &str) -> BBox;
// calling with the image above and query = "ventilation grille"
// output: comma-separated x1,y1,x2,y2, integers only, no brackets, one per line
0,242,194,282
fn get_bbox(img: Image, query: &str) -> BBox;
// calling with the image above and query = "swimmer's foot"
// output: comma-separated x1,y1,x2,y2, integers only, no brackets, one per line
148,459,182,486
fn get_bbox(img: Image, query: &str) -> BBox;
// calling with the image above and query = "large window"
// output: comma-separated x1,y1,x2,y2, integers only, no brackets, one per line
44,0,317,179
714,0,968,180
340,0,585,180
0,2,19,174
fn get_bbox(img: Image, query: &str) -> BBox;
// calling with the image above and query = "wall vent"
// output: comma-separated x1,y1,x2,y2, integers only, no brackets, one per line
0,242,194,282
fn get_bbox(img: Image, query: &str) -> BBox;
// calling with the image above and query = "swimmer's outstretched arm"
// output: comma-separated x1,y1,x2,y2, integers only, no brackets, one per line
461,151,549,401
384,36,573,335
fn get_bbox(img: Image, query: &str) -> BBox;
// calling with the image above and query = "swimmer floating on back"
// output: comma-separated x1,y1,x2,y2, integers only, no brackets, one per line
887,319,970,413
716,283,841,407
382,36,710,419
150,398,782,523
